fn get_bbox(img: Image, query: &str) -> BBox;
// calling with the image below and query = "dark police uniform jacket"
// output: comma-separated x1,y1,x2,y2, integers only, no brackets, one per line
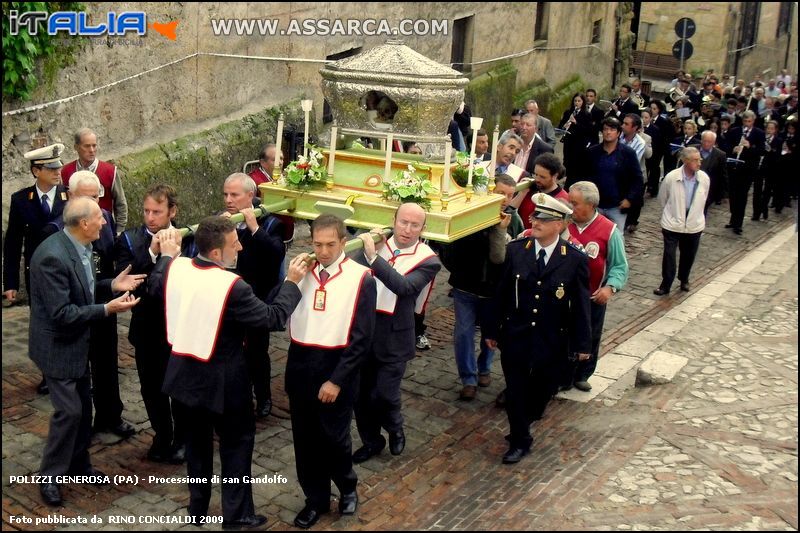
3,184,68,292
486,237,591,372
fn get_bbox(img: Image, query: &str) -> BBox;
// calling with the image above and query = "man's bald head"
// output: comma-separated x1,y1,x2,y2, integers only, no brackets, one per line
393,202,426,248
63,197,100,228
64,197,105,244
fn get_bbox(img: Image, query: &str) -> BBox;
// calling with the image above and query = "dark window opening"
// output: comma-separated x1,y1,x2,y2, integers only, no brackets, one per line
535,2,549,41
451,16,473,74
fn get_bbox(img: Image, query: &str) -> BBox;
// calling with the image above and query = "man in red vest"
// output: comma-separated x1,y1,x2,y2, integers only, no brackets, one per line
565,181,629,392
61,128,128,235
248,143,295,244
248,143,277,186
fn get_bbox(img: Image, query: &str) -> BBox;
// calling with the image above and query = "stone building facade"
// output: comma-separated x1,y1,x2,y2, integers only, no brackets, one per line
636,2,797,81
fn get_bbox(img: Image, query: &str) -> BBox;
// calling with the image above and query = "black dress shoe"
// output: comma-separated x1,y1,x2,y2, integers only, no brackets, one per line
256,399,272,418
653,287,670,296
95,420,136,438
388,430,405,455
221,514,268,530
147,446,170,463
37,378,49,395
680,282,691,292
352,437,385,464
338,490,358,515
733,227,742,235
111,421,136,438
495,389,507,408
294,506,329,529
40,482,62,506
147,444,184,464
169,444,186,464
502,446,530,464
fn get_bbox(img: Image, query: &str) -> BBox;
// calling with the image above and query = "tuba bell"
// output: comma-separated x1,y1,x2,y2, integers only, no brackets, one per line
632,92,645,111
668,86,685,105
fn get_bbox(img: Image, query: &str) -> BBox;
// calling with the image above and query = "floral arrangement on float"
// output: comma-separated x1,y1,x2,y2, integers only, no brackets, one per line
451,151,488,191
382,164,438,210
281,144,328,189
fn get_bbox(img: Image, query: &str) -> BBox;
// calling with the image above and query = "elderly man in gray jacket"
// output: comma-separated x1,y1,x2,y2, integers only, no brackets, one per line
29,198,144,507
653,147,711,295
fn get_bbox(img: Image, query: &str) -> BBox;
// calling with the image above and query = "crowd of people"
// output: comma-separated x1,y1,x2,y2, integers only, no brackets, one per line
3,66,796,529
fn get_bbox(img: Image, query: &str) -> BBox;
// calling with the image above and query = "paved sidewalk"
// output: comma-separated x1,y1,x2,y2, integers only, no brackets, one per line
2,198,797,530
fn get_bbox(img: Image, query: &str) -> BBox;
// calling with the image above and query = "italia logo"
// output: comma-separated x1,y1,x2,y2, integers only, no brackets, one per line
8,11,178,40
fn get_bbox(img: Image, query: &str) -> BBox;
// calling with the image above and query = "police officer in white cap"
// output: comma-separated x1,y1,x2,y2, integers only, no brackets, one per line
3,144,69,394
485,193,591,464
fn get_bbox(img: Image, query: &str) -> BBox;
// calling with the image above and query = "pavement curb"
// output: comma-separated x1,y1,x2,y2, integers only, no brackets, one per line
558,225,798,403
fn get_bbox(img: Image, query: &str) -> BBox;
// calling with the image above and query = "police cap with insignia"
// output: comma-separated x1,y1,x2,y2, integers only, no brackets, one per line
24,143,65,169
532,193,573,221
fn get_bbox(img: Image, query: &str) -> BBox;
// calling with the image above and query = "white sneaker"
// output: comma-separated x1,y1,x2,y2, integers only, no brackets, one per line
415,334,431,350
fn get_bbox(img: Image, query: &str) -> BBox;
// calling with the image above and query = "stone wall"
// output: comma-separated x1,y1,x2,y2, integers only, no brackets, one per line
3,2,620,236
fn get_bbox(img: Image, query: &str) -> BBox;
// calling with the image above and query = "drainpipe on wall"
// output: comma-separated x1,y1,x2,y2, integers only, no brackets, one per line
612,9,621,88
731,5,741,81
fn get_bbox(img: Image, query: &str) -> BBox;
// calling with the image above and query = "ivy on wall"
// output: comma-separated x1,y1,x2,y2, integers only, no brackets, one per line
2,2,84,102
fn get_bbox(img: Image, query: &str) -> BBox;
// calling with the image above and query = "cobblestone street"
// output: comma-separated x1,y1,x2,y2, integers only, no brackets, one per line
2,198,797,531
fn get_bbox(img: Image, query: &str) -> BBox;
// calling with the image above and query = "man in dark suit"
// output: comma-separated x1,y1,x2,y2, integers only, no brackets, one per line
726,110,766,234
485,194,591,464
222,173,286,418
287,214,376,529
351,203,441,464
30,197,144,507
4,144,70,395
515,113,555,176
717,115,735,155
116,184,197,464
149,216,307,530
585,89,606,139
699,131,729,213
607,83,640,119
41,171,135,438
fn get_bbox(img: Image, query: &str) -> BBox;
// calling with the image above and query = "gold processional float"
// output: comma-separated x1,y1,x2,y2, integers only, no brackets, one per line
184,40,536,254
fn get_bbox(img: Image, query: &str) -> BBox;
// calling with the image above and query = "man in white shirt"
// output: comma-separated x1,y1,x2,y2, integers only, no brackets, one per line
654,147,710,295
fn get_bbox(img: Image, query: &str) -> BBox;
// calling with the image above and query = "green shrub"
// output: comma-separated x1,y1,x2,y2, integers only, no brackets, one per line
2,2,85,102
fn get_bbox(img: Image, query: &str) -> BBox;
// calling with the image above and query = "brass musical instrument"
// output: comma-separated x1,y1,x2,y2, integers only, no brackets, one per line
667,86,685,105
632,92,646,111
